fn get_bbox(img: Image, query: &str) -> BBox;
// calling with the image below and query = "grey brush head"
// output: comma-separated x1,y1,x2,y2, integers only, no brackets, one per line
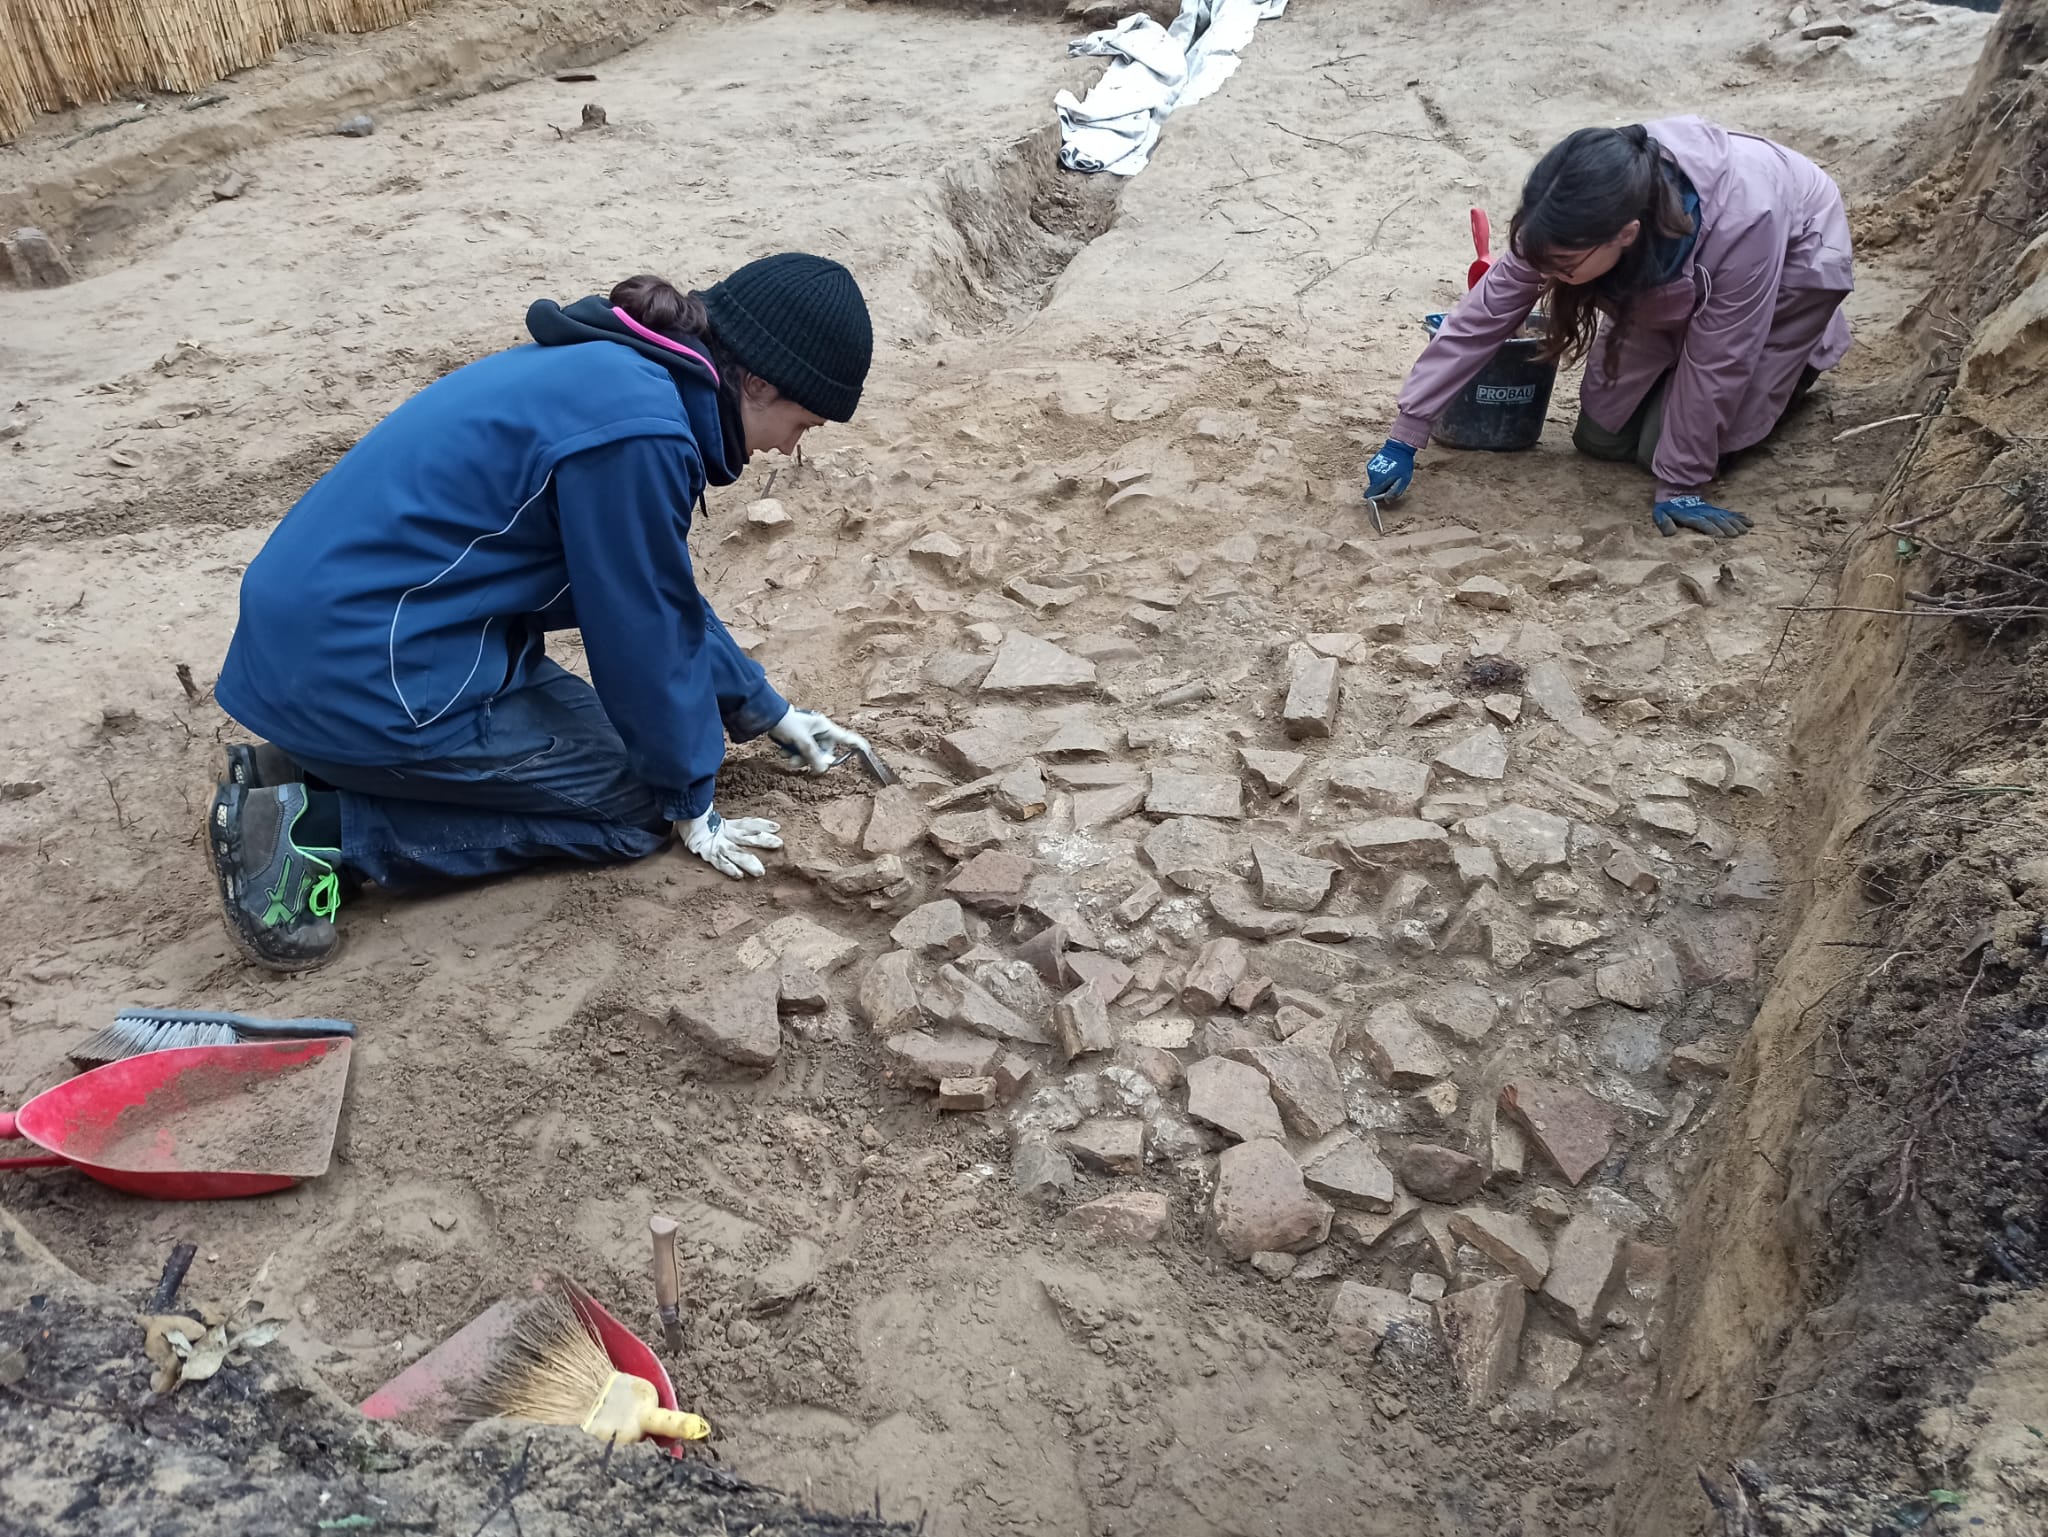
68,1008,357,1068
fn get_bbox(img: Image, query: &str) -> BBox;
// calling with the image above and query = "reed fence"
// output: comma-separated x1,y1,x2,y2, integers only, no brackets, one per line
0,0,433,143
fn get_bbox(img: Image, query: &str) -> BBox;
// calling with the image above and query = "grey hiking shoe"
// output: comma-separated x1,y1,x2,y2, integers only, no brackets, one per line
208,782,342,973
224,742,304,790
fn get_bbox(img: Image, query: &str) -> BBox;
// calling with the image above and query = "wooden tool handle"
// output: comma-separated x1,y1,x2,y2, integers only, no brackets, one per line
649,1215,680,1312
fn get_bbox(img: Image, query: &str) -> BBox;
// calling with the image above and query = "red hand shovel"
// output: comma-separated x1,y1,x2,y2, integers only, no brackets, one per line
1468,207,1492,288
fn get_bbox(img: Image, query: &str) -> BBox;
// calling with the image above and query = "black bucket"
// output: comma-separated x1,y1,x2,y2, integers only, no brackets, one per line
1425,311,1557,452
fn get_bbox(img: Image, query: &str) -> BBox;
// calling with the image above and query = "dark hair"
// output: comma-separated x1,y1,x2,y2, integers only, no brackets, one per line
1509,125,1693,373
608,274,743,384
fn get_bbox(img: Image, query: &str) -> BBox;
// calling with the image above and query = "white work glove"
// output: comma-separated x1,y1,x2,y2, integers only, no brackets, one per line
680,807,783,879
769,707,871,774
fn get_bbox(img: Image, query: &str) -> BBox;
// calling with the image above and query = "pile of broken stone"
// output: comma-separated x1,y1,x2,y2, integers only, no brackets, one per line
672,526,1782,1404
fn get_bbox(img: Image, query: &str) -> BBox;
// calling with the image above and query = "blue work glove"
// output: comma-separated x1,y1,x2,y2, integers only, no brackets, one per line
1652,495,1752,539
1364,438,1416,503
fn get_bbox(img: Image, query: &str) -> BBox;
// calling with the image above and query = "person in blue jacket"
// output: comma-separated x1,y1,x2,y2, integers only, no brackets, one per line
208,253,875,972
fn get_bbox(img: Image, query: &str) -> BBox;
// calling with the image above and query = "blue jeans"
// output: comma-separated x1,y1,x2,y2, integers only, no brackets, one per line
296,660,670,889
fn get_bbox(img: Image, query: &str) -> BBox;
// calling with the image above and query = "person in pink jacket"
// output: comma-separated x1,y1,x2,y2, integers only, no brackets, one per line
1362,117,1854,539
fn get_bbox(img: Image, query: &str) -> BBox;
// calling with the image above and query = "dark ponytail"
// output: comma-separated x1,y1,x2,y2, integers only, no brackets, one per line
609,274,712,341
1509,125,1693,375
609,272,748,396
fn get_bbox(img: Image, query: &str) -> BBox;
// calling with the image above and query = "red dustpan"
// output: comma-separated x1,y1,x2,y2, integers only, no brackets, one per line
361,1275,694,1460
0,1037,351,1200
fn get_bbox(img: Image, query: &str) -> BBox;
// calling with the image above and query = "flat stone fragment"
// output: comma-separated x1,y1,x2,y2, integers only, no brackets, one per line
1451,842,1500,889
1232,1043,1348,1139
1667,912,1761,987
1212,1139,1333,1259
995,760,1049,821
1532,918,1602,952
1183,936,1249,1012
1483,692,1522,725
1147,771,1244,820
1707,735,1778,795
1073,782,1150,829
1454,575,1514,611
776,960,829,1015
1432,725,1509,783
1540,1212,1626,1341
927,810,1009,860
5,228,75,287
1283,648,1341,739
891,900,971,957
939,725,1029,778
1115,878,1164,925
862,785,929,855
1036,718,1115,759
1251,838,1339,912
1634,798,1699,838
1595,939,1685,1010
736,915,860,976
1449,1209,1552,1289
1256,937,1366,992
945,850,1035,912
937,1076,997,1111
1306,631,1365,661
929,651,991,696
1185,1056,1286,1144
1052,984,1115,1061
1499,1078,1617,1187
1329,756,1431,815
674,966,783,1070
881,1030,1001,1087
908,530,967,577
1414,984,1500,1045
941,966,1049,1045
1069,1191,1170,1243
1399,689,1461,727
1141,817,1248,892
980,631,1098,696
1603,845,1661,894
1240,748,1307,794
817,796,870,847
1364,1003,1452,1088
1012,1141,1075,1199
1421,545,1501,579
1228,973,1272,1013
1069,952,1135,1005
1329,1282,1434,1355
1398,1142,1485,1204
1522,1332,1584,1391
1460,805,1571,877
1208,884,1301,940
1063,1119,1146,1175
1668,1042,1733,1081
1303,1138,1397,1211
1522,659,1611,746
1118,1016,1197,1050
1437,1278,1526,1402
1332,818,1452,869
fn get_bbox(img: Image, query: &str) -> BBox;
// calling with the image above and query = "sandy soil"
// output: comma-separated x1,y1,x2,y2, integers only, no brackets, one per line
0,1,2008,1533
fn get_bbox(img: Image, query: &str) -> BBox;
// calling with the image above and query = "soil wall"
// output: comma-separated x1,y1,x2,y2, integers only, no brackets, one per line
1619,5,2048,1532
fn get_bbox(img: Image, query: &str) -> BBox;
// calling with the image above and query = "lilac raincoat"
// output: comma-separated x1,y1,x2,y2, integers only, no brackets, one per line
1390,117,1853,500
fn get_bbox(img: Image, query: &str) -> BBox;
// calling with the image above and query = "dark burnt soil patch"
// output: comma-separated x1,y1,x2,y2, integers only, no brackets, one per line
0,1219,914,1537
1724,517,2048,1532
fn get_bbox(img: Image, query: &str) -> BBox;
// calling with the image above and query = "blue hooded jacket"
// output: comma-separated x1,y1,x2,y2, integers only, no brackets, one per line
216,297,787,822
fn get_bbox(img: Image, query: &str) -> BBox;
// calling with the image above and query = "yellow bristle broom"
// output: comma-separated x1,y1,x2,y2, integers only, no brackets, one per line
463,1284,708,1446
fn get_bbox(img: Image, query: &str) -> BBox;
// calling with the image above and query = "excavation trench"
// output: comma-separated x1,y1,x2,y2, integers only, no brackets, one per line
1,2,2043,1535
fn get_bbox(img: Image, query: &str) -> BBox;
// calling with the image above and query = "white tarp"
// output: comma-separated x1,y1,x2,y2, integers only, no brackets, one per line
1054,0,1289,177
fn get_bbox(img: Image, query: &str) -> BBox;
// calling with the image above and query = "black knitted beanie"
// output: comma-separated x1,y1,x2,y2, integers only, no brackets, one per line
702,254,872,423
